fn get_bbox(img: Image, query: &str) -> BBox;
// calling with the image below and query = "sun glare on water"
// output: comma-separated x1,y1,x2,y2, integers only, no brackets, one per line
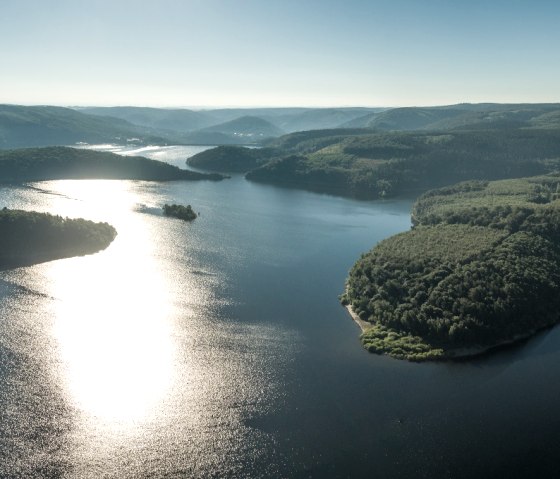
43,181,177,427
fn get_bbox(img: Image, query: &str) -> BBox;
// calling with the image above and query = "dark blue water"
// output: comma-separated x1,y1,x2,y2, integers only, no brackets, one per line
1,147,559,478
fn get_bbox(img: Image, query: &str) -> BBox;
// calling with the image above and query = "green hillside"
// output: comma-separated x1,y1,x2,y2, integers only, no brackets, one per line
247,128,560,199
187,146,276,173
342,173,560,361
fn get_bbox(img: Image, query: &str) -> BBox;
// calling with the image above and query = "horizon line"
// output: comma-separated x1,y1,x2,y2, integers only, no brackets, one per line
2,100,560,111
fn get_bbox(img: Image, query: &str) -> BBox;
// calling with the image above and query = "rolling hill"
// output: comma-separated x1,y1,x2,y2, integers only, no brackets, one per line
197,115,284,139
0,104,172,149
79,106,217,132
341,103,560,131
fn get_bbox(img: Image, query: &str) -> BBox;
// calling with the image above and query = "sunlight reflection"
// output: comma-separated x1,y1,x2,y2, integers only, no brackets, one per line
45,181,176,425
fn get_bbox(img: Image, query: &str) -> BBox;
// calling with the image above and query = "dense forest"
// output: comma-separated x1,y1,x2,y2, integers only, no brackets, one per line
247,129,560,198
0,208,117,269
187,127,560,199
341,173,560,360
0,146,225,182
186,146,276,173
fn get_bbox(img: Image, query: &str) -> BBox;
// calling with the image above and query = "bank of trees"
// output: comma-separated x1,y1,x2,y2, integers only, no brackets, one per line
0,146,225,182
343,174,560,360
244,129,560,199
0,208,116,268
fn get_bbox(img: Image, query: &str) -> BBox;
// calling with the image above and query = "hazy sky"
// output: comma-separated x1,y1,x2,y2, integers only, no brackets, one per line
1,0,559,108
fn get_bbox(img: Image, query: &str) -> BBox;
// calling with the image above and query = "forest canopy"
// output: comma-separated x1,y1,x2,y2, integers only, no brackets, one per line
0,146,225,182
342,173,560,360
0,208,117,269
246,129,560,199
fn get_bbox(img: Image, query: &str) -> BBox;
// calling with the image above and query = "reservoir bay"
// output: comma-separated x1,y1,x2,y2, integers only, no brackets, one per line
1,146,559,478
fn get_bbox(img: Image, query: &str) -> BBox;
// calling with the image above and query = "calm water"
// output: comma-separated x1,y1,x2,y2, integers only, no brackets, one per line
1,146,560,478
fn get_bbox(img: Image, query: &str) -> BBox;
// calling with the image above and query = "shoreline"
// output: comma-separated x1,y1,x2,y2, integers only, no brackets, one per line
343,302,554,361
344,303,373,332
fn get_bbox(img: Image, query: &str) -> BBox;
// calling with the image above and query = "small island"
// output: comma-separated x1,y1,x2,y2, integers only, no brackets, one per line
163,203,197,221
341,174,560,361
0,208,117,269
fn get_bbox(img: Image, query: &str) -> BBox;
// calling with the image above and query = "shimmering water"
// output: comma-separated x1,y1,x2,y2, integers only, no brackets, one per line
1,146,560,478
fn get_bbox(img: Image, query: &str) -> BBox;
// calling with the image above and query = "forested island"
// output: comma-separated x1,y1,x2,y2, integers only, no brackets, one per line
0,146,225,182
341,174,560,360
0,208,117,269
163,203,197,221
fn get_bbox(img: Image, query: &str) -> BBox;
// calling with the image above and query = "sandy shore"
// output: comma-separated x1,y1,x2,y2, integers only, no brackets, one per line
344,304,372,332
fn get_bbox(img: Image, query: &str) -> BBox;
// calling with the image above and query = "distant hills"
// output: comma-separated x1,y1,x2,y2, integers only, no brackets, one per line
79,106,217,132
0,104,383,149
197,115,284,138
0,104,172,149
2,102,560,151
80,106,382,138
343,103,560,131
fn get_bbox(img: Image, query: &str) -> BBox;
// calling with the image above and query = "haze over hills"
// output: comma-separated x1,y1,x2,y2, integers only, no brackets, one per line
197,115,284,138
81,106,383,135
1,104,382,148
0,104,173,149
343,103,560,131
2,102,560,151
79,106,218,132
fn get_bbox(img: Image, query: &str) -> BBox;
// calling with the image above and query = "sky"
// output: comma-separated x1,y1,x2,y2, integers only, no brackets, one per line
1,0,559,108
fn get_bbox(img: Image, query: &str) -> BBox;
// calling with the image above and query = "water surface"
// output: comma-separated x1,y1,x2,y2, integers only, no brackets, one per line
1,146,559,478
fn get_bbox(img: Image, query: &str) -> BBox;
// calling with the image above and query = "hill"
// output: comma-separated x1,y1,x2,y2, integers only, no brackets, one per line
342,173,560,360
262,108,383,132
187,146,276,173
246,128,560,199
411,175,560,239
342,103,560,131
79,106,217,132
79,106,383,138
197,115,284,139
0,146,225,182
0,104,173,149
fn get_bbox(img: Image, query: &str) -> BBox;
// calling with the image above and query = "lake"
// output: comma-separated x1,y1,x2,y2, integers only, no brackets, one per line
1,146,559,478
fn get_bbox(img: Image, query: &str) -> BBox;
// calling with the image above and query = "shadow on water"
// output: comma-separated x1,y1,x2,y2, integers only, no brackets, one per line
442,324,560,375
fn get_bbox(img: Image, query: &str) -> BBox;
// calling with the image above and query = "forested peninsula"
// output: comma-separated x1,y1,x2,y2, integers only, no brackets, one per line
186,145,275,172
0,208,117,269
341,174,560,361
189,128,560,199
0,146,225,182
